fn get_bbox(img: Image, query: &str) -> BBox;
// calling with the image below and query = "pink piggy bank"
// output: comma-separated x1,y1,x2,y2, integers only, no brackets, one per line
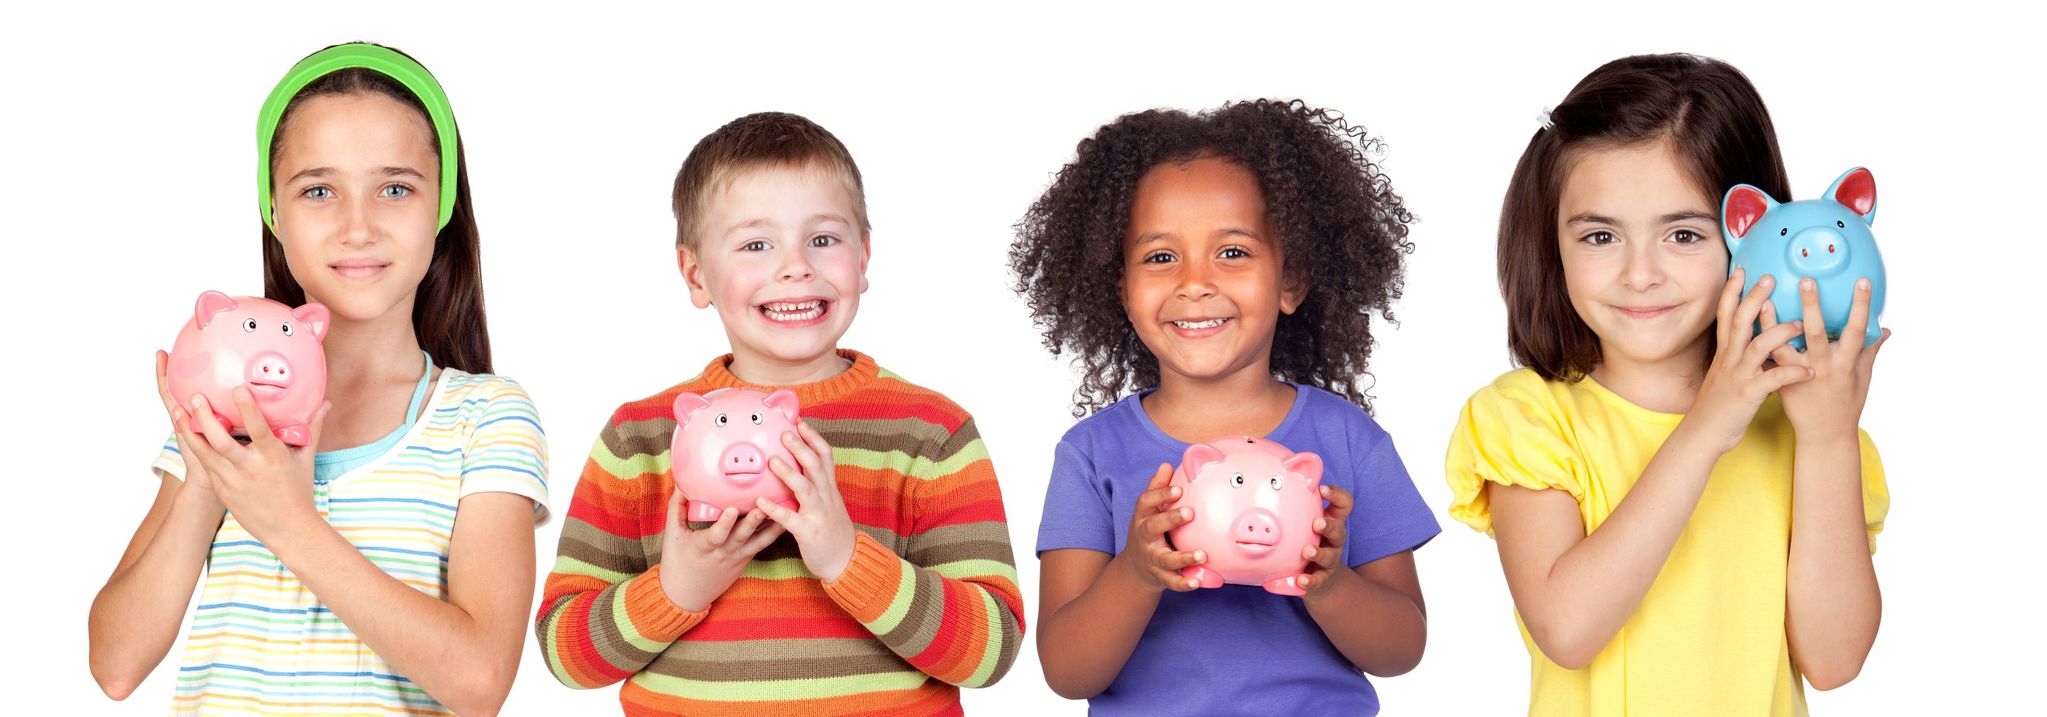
1166,436,1325,596
671,388,802,522
166,291,329,446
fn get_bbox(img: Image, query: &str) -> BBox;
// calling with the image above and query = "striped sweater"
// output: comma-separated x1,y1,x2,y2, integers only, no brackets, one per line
536,350,1024,715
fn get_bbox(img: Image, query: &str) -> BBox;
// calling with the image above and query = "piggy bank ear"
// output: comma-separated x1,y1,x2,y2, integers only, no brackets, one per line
672,393,713,422
194,291,237,329
763,389,800,423
1282,451,1324,488
1180,443,1227,477
291,303,330,342
1824,167,1877,225
1720,184,1777,251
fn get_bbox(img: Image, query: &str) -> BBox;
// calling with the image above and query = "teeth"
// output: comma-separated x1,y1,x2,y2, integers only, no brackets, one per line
1172,318,1228,330
763,301,824,322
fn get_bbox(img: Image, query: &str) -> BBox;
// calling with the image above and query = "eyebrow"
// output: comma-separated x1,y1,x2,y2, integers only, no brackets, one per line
1564,211,1717,226
283,166,426,185
1132,227,1262,245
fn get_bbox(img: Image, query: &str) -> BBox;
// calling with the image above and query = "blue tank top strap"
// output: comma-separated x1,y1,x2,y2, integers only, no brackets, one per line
313,351,435,484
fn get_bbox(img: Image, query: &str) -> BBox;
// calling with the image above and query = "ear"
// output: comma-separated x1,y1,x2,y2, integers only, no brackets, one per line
763,389,800,422
194,291,237,329
1824,167,1877,225
1279,268,1309,316
858,231,872,295
1281,451,1324,488
291,303,330,342
678,246,714,309
1180,442,1228,479
672,392,713,424
1720,184,1777,252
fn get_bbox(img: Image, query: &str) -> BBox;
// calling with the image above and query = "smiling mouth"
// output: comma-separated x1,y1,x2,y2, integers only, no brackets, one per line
330,262,390,281
760,299,828,325
1613,305,1677,319
1167,317,1233,336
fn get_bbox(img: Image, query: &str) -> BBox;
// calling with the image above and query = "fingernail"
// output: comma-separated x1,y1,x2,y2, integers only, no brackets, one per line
1180,508,1192,519
1193,550,1205,562
1858,278,1870,291
1170,487,1181,498
1802,278,1816,292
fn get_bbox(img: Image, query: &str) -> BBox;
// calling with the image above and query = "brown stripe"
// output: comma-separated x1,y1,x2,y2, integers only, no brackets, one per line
554,524,651,574
906,538,1016,570
809,416,953,456
878,567,946,656
643,638,915,681
603,416,678,461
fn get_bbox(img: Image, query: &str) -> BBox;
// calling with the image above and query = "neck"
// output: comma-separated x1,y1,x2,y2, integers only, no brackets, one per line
1587,332,1713,413
726,345,850,387
1144,358,1296,441
321,309,427,391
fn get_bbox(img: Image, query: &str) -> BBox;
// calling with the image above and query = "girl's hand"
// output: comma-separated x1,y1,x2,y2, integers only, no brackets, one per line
1296,484,1354,599
658,494,784,612
1762,278,1890,444
754,421,857,582
1685,270,1815,453
157,351,219,506
178,387,328,541
1112,464,1205,593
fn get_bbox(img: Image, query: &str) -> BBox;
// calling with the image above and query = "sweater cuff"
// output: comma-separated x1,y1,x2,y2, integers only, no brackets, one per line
625,564,708,642
822,531,911,620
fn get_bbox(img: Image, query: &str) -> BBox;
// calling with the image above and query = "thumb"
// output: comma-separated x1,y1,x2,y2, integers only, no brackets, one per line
667,486,692,535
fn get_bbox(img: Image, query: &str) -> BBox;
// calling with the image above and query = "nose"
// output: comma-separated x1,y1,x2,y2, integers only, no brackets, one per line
339,195,376,247
1232,508,1280,546
1175,260,1217,302
1787,226,1849,277
246,352,294,387
720,443,766,476
778,245,816,283
1620,241,1666,292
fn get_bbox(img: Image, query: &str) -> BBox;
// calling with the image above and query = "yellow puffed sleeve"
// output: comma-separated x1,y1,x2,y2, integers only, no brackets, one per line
1445,370,1586,536
1859,428,1889,554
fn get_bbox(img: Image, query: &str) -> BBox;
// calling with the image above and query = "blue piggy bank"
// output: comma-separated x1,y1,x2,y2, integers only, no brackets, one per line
1721,167,1885,349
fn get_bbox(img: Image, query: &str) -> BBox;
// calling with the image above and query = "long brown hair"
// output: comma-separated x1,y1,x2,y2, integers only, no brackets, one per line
260,48,492,374
1497,53,1790,382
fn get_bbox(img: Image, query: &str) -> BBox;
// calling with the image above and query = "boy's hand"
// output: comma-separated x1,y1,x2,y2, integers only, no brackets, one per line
1113,464,1205,593
755,421,857,582
1297,484,1355,599
658,490,783,612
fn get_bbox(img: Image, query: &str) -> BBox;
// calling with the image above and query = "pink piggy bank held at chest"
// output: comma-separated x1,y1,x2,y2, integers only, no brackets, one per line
166,291,330,446
671,388,802,522
1167,436,1325,596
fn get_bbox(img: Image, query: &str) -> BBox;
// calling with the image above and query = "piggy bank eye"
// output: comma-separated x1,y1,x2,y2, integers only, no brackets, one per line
1837,220,1846,228
1229,473,1245,487
1779,227,1788,236
1268,476,1283,491
749,412,763,425
281,323,295,336
241,317,258,332
714,413,729,427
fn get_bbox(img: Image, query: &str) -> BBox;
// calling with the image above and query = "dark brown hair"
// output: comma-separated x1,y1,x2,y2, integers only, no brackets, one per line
671,112,869,250
261,46,492,374
1499,53,1790,382
1011,99,1415,417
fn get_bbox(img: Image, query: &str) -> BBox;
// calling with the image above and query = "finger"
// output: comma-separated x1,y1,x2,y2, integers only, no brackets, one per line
1163,571,1202,593
1759,300,1803,368
729,509,768,544
1141,506,1194,538
738,521,786,555
795,421,835,482
1856,328,1890,376
1158,548,1206,570
766,455,817,503
667,487,692,535
781,428,826,487
229,387,281,450
1746,320,1808,369
1759,364,1816,393
188,396,242,453
1797,278,1830,359
1730,274,1777,344
704,507,740,545
1314,515,1347,548
1715,268,1747,349
755,495,800,526
1320,485,1354,522
1304,544,1343,569
1839,278,1874,363
1133,483,1182,517
156,351,179,416
175,408,232,478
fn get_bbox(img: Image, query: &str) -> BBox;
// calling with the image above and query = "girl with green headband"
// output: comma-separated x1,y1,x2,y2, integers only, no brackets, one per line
88,43,549,716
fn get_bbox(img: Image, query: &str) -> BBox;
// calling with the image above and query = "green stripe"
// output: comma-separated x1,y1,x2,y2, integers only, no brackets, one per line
962,589,1005,687
629,667,929,701
587,438,668,478
834,445,988,478
862,558,918,635
550,554,632,583
740,557,817,580
926,559,1018,584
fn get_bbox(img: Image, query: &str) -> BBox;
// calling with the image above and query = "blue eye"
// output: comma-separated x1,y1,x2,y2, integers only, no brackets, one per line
380,184,411,199
304,186,333,200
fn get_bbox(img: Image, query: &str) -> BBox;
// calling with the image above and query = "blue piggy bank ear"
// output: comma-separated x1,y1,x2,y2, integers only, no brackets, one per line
1824,167,1877,226
1721,184,1778,253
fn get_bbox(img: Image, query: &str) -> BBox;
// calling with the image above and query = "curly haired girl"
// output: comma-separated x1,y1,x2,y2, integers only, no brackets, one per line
1015,99,1439,715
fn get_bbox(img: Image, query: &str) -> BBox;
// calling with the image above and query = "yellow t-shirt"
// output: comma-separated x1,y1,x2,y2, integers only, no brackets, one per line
1445,368,1889,717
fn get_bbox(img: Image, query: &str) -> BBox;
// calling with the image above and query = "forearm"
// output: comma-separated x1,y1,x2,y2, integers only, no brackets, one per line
1036,553,1165,699
1304,567,1427,676
823,532,1024,688
1511,424,1721,666
1785,433,1880,689
262,514,522,715
88,484,221,699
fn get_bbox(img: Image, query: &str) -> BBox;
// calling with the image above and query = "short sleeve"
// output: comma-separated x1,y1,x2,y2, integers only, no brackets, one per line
1344,432,1442,567
458,377,552,526
1859,429,1889,554
1035,439,1117,555
151,433,185,481
1444,379,1585,536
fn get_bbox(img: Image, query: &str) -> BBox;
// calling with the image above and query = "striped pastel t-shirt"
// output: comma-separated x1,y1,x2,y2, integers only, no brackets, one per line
151,369,550,715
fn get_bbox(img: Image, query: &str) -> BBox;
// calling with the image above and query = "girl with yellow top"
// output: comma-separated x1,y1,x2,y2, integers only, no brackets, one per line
1445,53,1891,716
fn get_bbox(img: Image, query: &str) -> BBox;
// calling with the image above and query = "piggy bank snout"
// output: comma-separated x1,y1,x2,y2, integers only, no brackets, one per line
1786,226,1850,277
719,442,768,477
1232,508,1281,547
245,352,296,389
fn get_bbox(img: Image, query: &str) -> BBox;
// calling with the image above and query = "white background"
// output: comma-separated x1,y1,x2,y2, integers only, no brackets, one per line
3,2,2037,714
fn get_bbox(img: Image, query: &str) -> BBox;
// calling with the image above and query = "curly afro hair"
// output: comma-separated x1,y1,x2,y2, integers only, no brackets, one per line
1010,99,1415,418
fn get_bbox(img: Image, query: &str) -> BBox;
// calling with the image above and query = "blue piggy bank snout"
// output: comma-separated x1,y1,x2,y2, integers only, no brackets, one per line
1786,225,1850,277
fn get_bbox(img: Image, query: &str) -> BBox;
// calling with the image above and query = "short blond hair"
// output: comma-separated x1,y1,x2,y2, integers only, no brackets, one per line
672,112,869,250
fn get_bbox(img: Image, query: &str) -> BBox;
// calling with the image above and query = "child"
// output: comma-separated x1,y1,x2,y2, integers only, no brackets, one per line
1014,100,1440,715
535,112,1024,716
1445,54,1890,716
87,43,549,716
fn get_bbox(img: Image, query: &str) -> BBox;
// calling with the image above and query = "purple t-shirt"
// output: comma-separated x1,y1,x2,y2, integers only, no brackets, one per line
1036,384,1440,716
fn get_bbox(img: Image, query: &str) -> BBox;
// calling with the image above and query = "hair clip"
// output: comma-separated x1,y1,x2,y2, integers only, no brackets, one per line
1537,107,1555,131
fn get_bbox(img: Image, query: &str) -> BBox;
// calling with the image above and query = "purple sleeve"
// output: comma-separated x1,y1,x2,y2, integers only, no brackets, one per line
1343,433,1441,567
1035,439,1118,556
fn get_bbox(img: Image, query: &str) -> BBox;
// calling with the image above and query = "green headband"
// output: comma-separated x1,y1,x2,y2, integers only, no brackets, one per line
257,43,460,232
